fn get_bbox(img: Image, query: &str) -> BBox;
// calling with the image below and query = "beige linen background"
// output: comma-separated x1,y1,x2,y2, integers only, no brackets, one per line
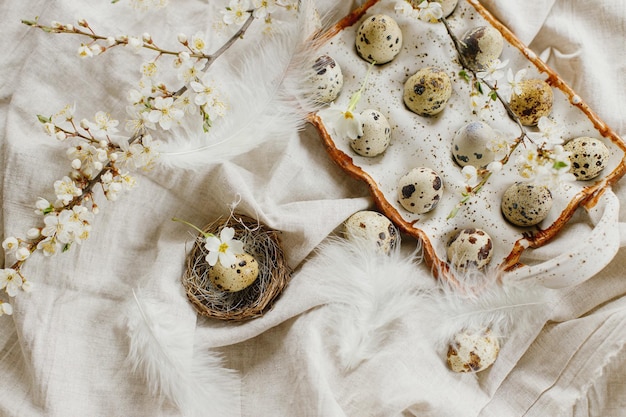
1,0,625,416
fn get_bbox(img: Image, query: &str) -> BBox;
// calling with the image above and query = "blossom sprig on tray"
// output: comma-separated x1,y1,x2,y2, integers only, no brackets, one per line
438,17,575,218
395,1,444,23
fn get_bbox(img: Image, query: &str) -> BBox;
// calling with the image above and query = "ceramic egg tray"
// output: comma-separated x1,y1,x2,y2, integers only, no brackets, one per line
309,0,626,283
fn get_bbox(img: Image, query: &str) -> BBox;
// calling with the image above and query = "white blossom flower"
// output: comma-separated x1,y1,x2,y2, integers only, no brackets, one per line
204,227,245,267
177,60,205,83
252,0,277,19
477,58,509,82
528,116,564,150
461,165,480,187
417,1,443,23
101,172,124,201
41,209,75,244
533,145,576,187
0,269,23,297
486,160,503,173
148,96,184,130
222,0,252,25
54,176,82,205
138,134,161,167
0,301,13,316
67,144,108,179
15,247,30,261
21,280,34,293
84,111,120,140
77,44,93,58
321,103,364,140
469,93,492,120
503,68,527,101
516,146,540,179
2,237,19,254
190,32,208,54
126,36,143,52
37,236,60,256
486,135,510,159
140,61,159,79
53,103,76,123
35,198,53,215
113,138,145,170
395,1,420,18
43,122,56,136
190,78,227,121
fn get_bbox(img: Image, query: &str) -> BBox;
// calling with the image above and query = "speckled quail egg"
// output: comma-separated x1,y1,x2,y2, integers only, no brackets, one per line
501,182,553,227
308,55,344,104
397,167,444,214
564,137,610,181
355,14,403,64
409,0,458,17
447,329,500,373
452,121,497,167
343,210,399,254
208,252,259,292
350,109,392,157
447,228,493,271
509,79,553,126
459,26,503,71
403,67,452,116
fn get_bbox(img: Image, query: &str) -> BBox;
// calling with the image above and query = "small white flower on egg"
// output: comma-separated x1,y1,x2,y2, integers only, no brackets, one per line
204,227,245,268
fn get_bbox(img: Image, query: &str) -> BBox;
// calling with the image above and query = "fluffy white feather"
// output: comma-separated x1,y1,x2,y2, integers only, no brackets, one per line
315,235,428,372
159,0,325,166
123,290,240,417
419,267,551,353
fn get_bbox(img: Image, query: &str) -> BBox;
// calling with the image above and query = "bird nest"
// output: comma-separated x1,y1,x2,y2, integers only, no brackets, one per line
182,214,291,321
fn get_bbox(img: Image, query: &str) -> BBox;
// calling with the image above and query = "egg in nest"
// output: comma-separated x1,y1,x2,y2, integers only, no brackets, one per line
403,67,452,116
355,14,403,64
397,167,444,214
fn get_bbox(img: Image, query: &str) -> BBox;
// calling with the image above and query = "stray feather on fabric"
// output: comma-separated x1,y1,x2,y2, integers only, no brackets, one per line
418,267,551,354
159,0,326,166
315,234,429,372
123,289,240,417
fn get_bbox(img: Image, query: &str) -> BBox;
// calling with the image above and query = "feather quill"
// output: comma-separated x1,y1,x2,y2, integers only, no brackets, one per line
314,235,428,372
159,0,326,166
123,289,239,417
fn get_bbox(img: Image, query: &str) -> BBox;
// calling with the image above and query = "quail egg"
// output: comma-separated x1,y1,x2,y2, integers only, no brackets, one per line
452,121,498,167
350,109,392,157
447,228,493,271
355,14,403,64
409,0,458,17
459,26,503,71
564,137,610,181
308,55,344,104
509,79,553,126
447,329,500,373
397,167,444,214
208,252,259,292
343,210,399,254
501,182,553,227
403,67,452,116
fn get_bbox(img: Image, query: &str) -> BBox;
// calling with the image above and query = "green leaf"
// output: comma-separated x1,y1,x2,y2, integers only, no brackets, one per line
21,18,38,26
553,160,568,170
62,243,72,253
42,207,54,215
37,114,51,124
489,90,498,101
458,70,470,83
475,81,484,95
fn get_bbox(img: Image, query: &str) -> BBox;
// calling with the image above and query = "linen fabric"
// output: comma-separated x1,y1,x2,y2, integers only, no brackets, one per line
0,1,624,416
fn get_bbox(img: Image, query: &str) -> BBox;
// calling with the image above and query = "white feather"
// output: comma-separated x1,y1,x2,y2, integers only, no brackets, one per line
419,268,551,352
159,0,325,166
314,235,428,372
123,289,240,417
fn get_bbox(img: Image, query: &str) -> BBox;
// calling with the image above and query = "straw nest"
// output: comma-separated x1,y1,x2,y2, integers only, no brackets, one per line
182,214,291,321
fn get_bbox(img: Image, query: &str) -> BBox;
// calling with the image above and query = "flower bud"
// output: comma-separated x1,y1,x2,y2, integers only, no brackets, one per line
142,32,152,42
177,33,188,44
77,18,88,27
55,131,67,141
16,247,31,261
80,118,90,129
26,228,41,239
106,37,116,46
71,159,82,170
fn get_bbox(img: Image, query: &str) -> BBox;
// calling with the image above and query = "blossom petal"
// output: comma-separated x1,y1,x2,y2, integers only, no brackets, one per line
220,227,235,242
204,235,221,251
218,251,237,268
205,251,219,266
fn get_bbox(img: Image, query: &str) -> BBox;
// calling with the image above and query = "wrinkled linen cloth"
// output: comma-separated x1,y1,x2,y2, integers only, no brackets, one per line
1,1,625,416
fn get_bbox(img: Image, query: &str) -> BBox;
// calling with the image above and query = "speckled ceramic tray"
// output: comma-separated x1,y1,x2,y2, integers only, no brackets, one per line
309,0,626,284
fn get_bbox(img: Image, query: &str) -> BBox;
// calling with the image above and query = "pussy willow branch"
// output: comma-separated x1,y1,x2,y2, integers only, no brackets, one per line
10,14,258,274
